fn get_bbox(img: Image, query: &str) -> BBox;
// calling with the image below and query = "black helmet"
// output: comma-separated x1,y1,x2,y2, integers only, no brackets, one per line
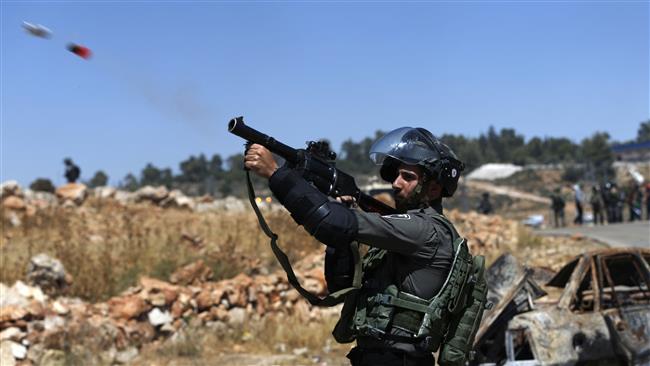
369,127,465,197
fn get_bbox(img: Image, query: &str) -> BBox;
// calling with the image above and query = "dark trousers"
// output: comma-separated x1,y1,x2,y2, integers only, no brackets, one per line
347,347,435,366
553,209,565,228
574,201,583,225
592,204,604,225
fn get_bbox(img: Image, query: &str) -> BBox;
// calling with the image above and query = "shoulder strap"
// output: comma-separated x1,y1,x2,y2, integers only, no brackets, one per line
246,171,362,307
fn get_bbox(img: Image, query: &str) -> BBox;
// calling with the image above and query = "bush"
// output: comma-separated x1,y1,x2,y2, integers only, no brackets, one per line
88,170,109,188
29,178,56,193
561,165,585,183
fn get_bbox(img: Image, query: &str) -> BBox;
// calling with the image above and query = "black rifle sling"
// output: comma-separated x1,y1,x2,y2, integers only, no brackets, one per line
245,171,362,307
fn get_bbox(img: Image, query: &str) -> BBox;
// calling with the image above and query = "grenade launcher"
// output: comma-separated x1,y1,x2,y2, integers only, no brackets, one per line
228,116,396,215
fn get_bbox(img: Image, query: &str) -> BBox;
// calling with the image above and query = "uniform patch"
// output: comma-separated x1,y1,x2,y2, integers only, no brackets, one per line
382,214,411,220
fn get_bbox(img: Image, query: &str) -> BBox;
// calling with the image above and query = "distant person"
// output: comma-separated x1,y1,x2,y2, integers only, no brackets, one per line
646,183,650,220
590,185,604,225
573,183,584,225
627,182,643,222
603,182,617,223
612,185,624,223
477,192,493,215
64,158,80,183
550,188,566,228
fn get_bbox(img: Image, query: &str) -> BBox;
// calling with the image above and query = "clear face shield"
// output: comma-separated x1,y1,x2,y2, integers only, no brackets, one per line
369,127,443,167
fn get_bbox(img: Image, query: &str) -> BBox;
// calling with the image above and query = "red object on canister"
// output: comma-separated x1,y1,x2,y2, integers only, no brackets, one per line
66,43,92,59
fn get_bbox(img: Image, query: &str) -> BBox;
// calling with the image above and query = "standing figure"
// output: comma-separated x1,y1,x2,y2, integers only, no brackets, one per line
573,184,584,225
627,182,643,221
590,185,604,225
646,183,650,220
551,188,566,228
603,182,617,223
477,192,493,215
614,185,625,223
245,126,473,366
63,158,81,184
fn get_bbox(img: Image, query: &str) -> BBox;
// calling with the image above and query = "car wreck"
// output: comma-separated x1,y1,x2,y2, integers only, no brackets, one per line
473,248,650,366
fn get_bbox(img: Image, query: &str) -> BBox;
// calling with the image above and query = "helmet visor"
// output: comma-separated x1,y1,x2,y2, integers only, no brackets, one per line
369,127,442,166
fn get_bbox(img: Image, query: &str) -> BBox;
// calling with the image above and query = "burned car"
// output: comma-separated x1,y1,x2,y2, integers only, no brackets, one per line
473,248,650,365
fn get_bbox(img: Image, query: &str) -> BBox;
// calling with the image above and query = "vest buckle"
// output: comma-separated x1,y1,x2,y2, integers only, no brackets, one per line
366,326,386,340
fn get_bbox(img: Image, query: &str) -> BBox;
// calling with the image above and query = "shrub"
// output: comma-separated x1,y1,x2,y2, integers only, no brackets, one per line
29,178,56,193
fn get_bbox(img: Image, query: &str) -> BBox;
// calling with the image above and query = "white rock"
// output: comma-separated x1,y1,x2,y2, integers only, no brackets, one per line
10,341,27,359
466,163,523,181
0,328,24,342
52,300,69,315
24,189,57,206
93,186,116,199
43,315,65,331
292,347,308,356
135,185,169,203
114,191,136,205
227,307,246,327
147,308,172,326
27,254,67,295
115,346,138,364
12,281,46,302
8,212,21,227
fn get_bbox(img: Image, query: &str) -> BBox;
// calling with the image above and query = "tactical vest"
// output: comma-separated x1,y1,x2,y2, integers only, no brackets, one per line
333,214,488,365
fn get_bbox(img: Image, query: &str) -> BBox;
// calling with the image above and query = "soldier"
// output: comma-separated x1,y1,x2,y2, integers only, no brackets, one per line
63,158,80,183
245,127,466,366
550,188,566,228
477,192,493,215
590,185,604,225
603,182,617,223
646,183,650,220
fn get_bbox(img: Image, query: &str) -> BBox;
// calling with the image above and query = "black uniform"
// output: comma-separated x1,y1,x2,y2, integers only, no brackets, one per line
477,194,493,215
64,161,80,183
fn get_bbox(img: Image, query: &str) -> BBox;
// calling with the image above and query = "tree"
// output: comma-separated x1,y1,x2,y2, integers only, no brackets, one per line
29,178,55,193
208,154,223,177
88,170,109,188
637,120,650,142
140,163,162,187
159,168,173,188
178,154,209,183
338,131,384,175
496,128,525,162
120,173,139,192
580,132,614,181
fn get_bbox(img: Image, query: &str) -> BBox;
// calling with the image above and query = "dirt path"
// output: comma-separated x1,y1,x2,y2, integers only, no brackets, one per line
465,180,551,204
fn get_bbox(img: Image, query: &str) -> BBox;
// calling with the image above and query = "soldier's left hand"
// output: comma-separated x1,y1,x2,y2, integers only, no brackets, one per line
244,144,278,179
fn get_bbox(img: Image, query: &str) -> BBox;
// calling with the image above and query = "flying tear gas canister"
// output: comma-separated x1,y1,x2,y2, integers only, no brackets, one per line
22,21,52,39
67,43,92,60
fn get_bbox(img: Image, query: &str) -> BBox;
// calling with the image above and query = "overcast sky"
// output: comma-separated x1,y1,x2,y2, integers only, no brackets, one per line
1,1,648,186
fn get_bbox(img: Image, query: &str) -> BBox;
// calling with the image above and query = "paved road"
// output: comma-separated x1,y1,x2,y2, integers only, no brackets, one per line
536,221,650,248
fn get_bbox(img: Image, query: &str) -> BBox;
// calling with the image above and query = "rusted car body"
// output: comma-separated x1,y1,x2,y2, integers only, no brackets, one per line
473,248,650,366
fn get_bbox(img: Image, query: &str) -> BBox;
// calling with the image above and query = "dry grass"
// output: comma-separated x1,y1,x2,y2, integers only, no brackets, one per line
1,197,320,302
132,314,351,366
